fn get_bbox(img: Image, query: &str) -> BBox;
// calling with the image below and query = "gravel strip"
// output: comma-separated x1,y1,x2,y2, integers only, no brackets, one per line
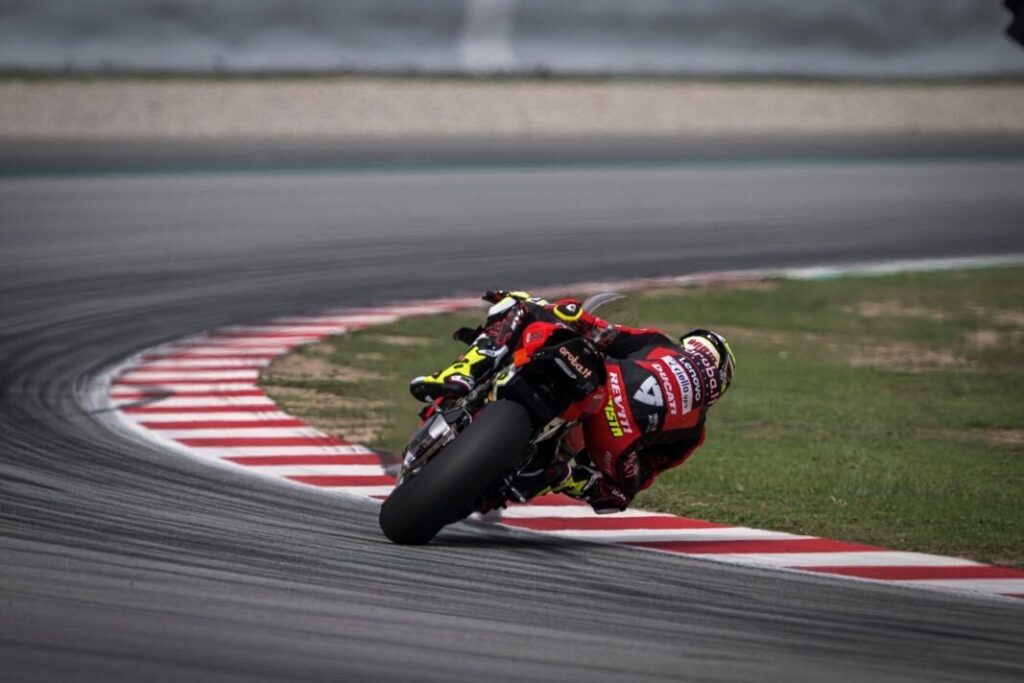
2,77,1023,141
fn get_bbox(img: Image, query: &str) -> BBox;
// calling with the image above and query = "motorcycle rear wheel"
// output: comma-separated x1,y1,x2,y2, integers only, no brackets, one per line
379,399,532,545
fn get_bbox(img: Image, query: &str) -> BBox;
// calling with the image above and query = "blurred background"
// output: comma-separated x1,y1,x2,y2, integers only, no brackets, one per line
0,0,1022,152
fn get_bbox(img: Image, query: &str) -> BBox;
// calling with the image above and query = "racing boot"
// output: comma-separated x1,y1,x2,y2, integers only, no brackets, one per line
549,464,603,498
509,462,602,502
516,462,630,512
409,339,507,403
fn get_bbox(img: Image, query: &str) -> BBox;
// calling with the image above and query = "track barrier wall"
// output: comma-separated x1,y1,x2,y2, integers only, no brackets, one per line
0,0,1021,78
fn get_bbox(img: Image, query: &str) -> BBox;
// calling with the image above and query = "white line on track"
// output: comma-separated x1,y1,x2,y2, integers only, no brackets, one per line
112,397,278,407
496,505,676,519
269,314,401,327
217,325,349,335
313,485,396,496
517,528,815,543
151,346,292,356
892,579,1024,592
171,339,311,348
707,551,984,568
239,464,387,476
110,383,260,391
151,427,323,438
137,359,273,368
187,445,375,457
123,411,297,422
119,370,262,380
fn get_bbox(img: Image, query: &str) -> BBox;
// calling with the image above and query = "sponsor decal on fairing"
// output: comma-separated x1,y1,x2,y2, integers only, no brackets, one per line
558,345,593,380
661,355,697,410
605,367,633,437
648,360,679,416
633,375,663,407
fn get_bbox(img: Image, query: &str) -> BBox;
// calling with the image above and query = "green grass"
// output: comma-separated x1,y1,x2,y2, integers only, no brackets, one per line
262,266,1024,566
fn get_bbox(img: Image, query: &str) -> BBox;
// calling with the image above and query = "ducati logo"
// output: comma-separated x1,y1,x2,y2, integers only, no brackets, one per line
633,376,664,407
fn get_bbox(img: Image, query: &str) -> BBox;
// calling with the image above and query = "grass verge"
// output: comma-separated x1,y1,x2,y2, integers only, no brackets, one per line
263,266,1024,566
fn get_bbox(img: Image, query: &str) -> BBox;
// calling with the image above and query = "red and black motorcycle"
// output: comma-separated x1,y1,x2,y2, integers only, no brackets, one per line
378,294,626,545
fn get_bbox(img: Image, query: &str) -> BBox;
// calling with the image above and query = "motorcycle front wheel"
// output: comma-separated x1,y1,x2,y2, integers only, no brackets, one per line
378,399,532,545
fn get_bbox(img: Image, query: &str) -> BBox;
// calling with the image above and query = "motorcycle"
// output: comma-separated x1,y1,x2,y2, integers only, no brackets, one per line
378,293,630,545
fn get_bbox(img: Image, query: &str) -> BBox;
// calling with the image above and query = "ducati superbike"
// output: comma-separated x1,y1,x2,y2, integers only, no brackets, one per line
378,293,626,544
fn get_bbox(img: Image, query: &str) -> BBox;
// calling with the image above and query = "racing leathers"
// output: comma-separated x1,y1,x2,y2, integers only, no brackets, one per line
410,290,724,514
571,328,715,511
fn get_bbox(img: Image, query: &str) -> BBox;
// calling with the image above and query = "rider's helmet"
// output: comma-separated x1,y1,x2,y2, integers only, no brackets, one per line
679,329,736,401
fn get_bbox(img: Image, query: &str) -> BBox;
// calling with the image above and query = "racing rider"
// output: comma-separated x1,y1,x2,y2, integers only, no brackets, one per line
409,290,735,513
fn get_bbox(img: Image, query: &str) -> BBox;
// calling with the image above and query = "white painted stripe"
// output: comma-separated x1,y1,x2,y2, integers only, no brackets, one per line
271,314,399,327
110,383,258,392
892,578,1024,594
112,397,277,408
159,346,290,356
387,303,478,316
219,325,348,336
527,527,813,543
188,445,374,457
120,370,261,381
123,411,295,422
138,358,272,369
200,336,323,345
780,253,1024,281
498,506,674,519
320,485,395,496
236,464,386,476
154,427,322,438
696,552,983,568
170,339,308,350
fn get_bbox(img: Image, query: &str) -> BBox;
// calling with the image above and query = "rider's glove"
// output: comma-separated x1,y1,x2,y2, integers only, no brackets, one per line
585,478,632,514
584,448,644,513
551,298,585,323
581,315,617,350
616,450,644,495
550,298,616,350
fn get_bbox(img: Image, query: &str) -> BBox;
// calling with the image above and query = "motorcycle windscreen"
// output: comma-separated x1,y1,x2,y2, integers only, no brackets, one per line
581,291,639,328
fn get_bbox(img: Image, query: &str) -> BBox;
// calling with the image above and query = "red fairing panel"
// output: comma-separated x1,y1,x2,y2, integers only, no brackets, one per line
582,362,641,476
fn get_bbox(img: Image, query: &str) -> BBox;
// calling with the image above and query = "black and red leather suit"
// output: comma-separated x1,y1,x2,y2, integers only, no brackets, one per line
474,293,721,512
576,327,717,509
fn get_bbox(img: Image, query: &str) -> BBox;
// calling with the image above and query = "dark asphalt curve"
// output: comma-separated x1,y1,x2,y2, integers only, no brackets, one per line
2,156,1023,682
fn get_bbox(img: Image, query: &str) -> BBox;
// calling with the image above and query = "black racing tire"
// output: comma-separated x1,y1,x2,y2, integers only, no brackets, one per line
379,400,533,545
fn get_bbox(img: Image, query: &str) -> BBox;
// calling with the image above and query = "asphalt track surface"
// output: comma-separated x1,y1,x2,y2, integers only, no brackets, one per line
2,142,1024,682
